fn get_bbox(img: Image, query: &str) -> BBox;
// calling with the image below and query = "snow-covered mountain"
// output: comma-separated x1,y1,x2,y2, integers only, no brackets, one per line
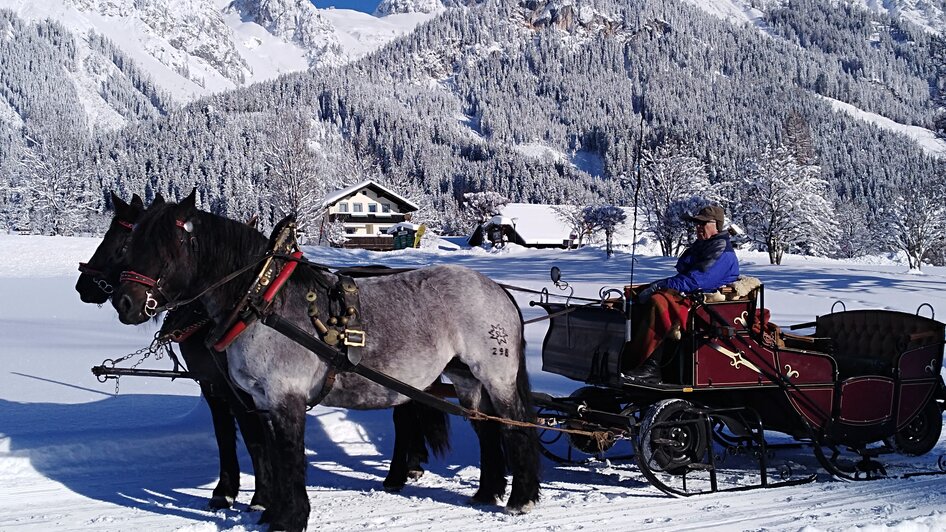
684,0,946,34
374,0,444,16
0,0,437,105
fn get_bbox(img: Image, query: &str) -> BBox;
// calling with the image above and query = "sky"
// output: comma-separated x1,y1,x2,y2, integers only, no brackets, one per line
312,0,380,13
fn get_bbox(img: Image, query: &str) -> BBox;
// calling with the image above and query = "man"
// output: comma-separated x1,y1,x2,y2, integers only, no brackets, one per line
622,204,739,384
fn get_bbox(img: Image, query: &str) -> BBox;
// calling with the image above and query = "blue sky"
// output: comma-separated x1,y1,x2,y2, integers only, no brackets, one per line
311,0,380,13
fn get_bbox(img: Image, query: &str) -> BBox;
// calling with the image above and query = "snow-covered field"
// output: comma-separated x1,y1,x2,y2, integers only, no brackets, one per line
2,234,946,531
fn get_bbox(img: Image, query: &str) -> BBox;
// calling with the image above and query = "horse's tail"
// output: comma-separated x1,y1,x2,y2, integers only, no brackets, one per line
515,332,536,421
419,401,451,458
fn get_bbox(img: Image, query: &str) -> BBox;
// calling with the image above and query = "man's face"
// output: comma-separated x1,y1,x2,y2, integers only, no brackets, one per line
695,220,719,240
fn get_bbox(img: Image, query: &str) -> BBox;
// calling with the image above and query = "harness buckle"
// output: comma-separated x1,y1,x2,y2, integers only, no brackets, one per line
343,329,366,347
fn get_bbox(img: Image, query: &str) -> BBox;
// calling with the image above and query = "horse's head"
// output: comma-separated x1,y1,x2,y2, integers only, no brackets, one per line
112,190,201,324
75,192,148,304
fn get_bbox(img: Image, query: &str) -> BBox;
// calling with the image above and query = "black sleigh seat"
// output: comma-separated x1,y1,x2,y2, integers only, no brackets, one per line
815,310,944,380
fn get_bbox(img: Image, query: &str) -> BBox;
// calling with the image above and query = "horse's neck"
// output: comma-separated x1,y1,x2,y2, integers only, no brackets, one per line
196,215,267,322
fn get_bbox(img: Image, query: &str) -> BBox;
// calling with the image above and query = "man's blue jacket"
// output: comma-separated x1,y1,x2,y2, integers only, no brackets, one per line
656,233,739,293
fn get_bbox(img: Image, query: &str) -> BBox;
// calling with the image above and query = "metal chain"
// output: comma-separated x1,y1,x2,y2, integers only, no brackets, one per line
97,332,171,394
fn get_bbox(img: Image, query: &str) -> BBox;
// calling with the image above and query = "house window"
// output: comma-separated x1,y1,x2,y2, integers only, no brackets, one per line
368,204,378,213
382,203,391,213
353,203,363,213
338,203,349,213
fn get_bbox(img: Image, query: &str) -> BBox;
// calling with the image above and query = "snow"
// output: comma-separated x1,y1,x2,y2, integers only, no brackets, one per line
2,233,946,530
819,95,946,157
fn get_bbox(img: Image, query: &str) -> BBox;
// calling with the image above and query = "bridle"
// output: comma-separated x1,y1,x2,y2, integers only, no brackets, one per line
119,219,194,318
77,219,135,295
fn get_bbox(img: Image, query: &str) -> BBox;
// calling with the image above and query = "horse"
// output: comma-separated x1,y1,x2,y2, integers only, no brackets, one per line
77,193,449,513
112,192,541,531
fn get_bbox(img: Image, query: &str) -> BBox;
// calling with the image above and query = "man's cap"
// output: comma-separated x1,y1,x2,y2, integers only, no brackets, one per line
686,205,725,224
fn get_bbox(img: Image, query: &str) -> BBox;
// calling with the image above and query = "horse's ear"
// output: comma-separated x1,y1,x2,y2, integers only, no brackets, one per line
246,214,259,230
112,192,132,219
180,188,197,211
111,191,128,211
267,214,297,250
151,193,165,208
130,194,144,209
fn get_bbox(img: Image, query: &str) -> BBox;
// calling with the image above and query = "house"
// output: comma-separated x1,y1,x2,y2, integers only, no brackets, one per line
468,203,575,248
319,180,418,250
467,203,639,249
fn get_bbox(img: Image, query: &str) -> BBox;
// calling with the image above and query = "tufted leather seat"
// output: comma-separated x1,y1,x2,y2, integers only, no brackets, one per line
815,310,941,379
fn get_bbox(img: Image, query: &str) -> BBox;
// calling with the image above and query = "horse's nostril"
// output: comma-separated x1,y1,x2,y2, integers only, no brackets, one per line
118,294,133,316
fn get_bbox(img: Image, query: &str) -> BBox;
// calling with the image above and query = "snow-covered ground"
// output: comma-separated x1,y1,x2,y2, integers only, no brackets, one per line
2,234,946,531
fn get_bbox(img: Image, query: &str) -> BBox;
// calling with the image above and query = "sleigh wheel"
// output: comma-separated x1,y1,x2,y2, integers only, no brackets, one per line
893,401,943,456
638,399,709,476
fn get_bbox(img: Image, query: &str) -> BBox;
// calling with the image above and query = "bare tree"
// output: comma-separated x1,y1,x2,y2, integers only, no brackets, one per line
583,205,627,258
262,108,328,235
640,143,717,256
730,144,839,265
884,181,946,271
14,137,100,235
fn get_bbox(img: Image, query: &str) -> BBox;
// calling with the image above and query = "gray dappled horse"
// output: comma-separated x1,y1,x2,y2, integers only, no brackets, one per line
77,192,449,515
112,193,541,531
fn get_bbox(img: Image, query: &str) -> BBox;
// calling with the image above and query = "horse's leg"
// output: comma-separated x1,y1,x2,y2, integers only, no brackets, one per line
384,401,450,491
233,404,271,511
383,403,415,491
448,375,507,506
200,382,241,509
266,393,310,532
409,401,450,478
477,360,541,514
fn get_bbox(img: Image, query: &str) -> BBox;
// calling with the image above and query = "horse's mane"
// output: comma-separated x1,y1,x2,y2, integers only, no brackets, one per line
132,201,269,306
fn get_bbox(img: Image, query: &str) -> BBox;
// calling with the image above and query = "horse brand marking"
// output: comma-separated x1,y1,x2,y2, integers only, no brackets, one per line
489,324,508,345
489,324,509,356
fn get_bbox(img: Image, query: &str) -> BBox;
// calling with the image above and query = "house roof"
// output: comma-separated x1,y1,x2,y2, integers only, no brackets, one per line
322,179,419,212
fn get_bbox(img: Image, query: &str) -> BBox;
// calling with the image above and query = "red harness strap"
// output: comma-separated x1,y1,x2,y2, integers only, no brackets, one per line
120,270,159,288
212,250,304,352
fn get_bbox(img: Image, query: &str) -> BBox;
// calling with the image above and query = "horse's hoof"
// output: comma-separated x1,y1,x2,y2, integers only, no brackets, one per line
505,501,535,515
468,493,501,506
208,495,234,509
407,468,424,480
382,482,404,493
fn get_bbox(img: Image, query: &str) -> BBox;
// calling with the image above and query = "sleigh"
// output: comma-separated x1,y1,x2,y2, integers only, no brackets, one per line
530,269,946,495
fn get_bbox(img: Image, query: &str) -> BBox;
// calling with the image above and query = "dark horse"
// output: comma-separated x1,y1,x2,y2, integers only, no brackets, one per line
113,193,541,531
77,193,449,512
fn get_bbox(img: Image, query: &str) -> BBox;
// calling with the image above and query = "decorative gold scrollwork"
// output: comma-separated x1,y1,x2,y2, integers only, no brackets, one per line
784,365,800,379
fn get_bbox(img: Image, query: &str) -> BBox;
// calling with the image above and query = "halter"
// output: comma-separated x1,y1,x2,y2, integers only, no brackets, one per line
77,218,136,295
119,219,192,318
